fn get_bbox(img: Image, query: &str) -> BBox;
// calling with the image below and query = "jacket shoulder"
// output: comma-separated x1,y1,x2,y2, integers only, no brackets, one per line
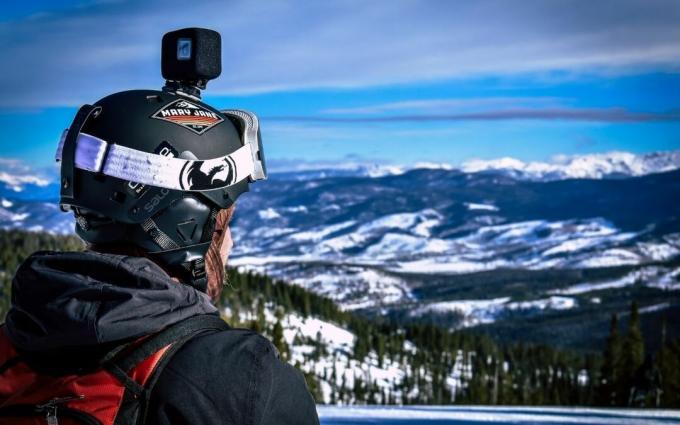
147,327,319,425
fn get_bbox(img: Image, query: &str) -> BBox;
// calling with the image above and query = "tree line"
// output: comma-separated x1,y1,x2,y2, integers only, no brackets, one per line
598,301,679,407
0,228,677,407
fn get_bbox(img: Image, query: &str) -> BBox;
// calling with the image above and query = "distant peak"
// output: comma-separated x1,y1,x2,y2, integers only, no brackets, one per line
460,150,680,181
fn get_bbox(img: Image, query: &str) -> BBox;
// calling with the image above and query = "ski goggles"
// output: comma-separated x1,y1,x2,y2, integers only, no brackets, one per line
56,105,266,203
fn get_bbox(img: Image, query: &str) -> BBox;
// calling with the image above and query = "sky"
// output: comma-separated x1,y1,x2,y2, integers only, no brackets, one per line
0,0,679,176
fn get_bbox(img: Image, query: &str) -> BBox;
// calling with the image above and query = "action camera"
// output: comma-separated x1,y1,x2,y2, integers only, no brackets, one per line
161,28,221,97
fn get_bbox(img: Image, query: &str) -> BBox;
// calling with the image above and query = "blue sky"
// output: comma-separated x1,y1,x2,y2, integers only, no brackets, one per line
1,0,679,175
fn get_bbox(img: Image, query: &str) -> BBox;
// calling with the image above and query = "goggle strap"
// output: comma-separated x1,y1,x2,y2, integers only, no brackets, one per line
56,131,257,192
59,105,100,203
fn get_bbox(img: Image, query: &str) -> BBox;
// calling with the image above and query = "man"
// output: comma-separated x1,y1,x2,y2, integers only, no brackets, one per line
0,29,320,425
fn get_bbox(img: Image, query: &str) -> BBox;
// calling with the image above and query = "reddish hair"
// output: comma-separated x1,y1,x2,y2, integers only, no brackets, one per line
204,205,236,300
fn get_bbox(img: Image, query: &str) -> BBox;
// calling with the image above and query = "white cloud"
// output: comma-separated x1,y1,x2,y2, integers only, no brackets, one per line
2,0,680,107
321,97,564,115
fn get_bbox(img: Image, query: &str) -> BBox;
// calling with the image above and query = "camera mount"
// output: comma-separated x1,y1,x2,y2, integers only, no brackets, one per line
161,28,221,99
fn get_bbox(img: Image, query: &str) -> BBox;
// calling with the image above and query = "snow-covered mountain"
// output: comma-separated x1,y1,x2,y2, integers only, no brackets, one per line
271,150,680,181
281,150,680,181
1,150,678,339
461,150,680,181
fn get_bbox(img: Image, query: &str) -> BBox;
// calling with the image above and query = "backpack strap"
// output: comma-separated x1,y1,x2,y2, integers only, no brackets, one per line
103,314,230,425
114,314,229,373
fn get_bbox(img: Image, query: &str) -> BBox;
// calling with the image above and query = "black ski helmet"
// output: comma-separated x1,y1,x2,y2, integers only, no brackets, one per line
55,28,266,292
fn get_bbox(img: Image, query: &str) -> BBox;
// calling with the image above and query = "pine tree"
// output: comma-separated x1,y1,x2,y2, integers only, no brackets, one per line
302,291,311,318
272,319,289,361
376,334,386,368
656,318,680,408
256,298,266,330
621,301,645,405
599,313,623,405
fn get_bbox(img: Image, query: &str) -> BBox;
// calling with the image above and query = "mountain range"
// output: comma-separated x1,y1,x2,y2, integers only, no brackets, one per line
1,150,679,350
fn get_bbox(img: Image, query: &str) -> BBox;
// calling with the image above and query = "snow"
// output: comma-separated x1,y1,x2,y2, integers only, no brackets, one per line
358,212,421,232
639,303,671,314
0,172,50,189
282,205,308,213
11,212,29,221
316,232,371,254
460,150,680,181
543,238,610,256
230,255,310,267
412,162,455,171
463,157,528,173
506,296,577,311
258,207,281,219
551,275,638,295
364,233,451,258
465,202,499,212
284,314,355,348
393,258,505,274
645,266,680,290
551,266,679,295
355,209,442,237
317,405,680,424
637,240,680,261
290,221,356,242
230,213,672,311
268,150,680,182
257,309,411,404
574,249,641,268
0,207,29,222
295,267,412,310
248,227,296,239
412,297,509,327
411,296,577,328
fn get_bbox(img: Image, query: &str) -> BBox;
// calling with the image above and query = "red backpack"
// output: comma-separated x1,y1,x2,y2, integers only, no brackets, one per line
0,314,229,425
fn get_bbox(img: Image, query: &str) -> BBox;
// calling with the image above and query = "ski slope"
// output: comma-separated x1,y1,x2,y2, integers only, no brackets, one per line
317,405,680,424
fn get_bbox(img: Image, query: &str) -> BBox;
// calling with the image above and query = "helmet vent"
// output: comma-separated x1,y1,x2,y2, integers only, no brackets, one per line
109,191,126,204
176,219,198,243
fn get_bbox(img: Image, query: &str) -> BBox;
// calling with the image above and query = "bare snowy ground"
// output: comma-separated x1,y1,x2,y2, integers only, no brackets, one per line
231,216,680,312
317,405,680,425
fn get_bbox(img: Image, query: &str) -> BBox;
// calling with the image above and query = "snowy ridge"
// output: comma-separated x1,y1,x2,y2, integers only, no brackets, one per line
267,150,680,181
551,265,680,295
460,150,680,181
268,150,680,181
232,218,677,309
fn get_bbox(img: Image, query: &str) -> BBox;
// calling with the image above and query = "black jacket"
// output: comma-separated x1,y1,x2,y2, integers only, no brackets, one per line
4,251,320,425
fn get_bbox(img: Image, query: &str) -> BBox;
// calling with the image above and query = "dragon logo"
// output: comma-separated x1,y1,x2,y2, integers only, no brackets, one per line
180,158,235,191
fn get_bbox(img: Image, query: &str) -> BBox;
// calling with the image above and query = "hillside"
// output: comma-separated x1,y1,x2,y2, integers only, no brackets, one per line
0,229,678,408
